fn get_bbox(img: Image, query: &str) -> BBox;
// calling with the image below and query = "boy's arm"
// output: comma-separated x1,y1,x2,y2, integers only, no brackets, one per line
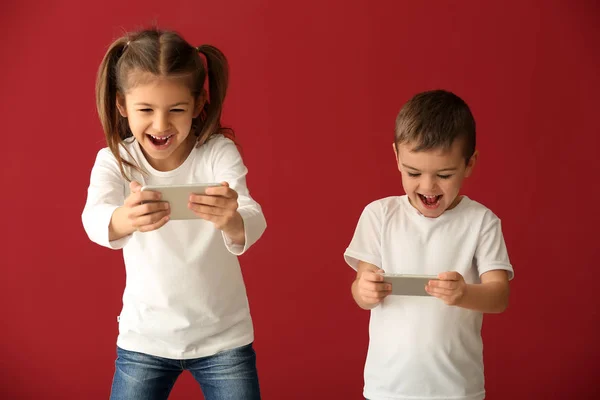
427,213,513,313
460,270,510,313
426,270,510,313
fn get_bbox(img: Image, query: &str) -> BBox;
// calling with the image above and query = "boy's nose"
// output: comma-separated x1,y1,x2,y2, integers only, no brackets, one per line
421,176,437,191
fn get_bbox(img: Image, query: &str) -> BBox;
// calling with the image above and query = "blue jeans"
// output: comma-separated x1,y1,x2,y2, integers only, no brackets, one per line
110,343,261,400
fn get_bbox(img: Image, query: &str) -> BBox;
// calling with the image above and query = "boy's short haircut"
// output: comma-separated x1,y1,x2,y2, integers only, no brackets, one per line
394,90,476,163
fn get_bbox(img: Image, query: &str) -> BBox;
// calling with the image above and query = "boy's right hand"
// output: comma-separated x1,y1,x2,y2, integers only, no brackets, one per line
353,261,392,309
109,181,170,241
123,181,170,232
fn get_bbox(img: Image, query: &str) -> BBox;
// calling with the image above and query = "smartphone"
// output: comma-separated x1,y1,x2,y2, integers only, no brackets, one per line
140,183,221,220
381,273,440,296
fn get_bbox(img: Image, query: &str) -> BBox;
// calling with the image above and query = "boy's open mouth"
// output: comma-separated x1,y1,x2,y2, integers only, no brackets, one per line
418,194,442,208
147,134,173,147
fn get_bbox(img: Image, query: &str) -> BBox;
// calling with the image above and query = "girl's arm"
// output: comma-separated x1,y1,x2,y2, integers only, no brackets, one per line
208,137,267,255
82,149,130,249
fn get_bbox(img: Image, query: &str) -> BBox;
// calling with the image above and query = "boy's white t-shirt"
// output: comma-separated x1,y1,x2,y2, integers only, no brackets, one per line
344,195,514,400
82,134,266,360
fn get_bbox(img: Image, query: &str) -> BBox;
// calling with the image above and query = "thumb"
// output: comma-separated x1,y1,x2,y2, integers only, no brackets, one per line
130,181,142,193
220,181,230,188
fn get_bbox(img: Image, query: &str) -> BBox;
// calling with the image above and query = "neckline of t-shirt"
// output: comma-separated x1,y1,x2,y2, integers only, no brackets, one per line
401,194,471,219
133,139,197,178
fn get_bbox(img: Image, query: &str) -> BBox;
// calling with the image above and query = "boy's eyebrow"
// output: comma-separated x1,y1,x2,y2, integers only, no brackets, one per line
401,163,458,172
133,102,189,107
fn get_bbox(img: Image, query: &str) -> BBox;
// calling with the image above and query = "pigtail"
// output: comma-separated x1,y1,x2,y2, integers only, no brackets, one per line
196,45,235,144
95,37,138,181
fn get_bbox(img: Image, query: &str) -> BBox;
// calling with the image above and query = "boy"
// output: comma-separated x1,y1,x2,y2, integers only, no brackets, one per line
344,90,514,400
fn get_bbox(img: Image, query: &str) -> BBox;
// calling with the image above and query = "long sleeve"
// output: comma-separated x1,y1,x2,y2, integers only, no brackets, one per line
81,148,129,249
210,138,267,255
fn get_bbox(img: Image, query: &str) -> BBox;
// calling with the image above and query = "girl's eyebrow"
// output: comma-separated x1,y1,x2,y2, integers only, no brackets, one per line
133,102,189,107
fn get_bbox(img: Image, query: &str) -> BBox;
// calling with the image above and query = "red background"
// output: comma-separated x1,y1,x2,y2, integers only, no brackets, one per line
1,0,598,398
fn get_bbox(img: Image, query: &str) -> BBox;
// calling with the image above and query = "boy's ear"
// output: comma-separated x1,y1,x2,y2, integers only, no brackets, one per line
392,142,399,164
465,150,479,177
193,90,207,118
116,93,127,117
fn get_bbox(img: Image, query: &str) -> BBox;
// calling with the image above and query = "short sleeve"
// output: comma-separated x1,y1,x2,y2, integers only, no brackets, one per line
343,202,383,270
475,215,514,280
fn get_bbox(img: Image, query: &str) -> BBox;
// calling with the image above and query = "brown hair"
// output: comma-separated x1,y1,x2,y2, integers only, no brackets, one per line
95,27,234,180
394,90,476,163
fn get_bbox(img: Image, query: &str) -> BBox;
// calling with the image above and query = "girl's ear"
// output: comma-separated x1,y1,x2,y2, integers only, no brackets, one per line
193,90,207,118
116,93,127,117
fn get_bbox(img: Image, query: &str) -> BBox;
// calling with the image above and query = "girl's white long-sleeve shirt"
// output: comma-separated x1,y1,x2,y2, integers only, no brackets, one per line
82,134,266,359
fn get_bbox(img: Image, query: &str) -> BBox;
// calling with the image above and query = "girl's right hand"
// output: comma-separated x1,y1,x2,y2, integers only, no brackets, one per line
122,181,170,233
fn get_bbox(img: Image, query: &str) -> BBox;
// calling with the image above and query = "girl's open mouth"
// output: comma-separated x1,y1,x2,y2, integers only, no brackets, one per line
147,134,174,148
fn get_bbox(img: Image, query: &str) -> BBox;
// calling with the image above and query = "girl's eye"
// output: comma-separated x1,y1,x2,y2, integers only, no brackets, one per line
438,175,452,179
171,109,185,113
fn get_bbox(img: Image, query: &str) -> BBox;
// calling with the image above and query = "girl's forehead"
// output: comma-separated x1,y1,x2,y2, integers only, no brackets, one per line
123,75,195,100
124,71,193,95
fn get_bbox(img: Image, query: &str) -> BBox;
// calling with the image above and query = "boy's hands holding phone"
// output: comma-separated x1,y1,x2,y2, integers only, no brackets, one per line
352,261,392,310
425,271,467,305
109,181,170,241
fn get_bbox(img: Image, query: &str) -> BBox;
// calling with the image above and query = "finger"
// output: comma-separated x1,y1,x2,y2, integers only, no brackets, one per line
360,295,382,305
126,189,162,207
360,289,389,301
189,195,234,209
360,282,392,294
129,181,142,193
130,202,169,219
132,210,170,229
426,286,453,296
188,203,233,217
137,214,170,232
427,280,457,290
205,183,238,199
192,213,226,228
362,270,385,283
438,271,460,281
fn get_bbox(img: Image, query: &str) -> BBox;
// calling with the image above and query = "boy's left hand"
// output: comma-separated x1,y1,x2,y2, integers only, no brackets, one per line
188,182,245,243
426,271,467,306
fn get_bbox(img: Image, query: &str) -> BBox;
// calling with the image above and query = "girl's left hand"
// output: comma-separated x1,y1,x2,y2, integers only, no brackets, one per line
426,271,467,306
188,182,245,243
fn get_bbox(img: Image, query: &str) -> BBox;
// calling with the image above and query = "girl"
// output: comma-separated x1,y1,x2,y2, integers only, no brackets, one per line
82,28,266,400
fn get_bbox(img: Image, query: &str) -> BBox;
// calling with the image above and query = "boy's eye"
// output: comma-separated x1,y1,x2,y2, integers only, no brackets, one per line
407,172,421,178
138,108,152,112
438,175,452,179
